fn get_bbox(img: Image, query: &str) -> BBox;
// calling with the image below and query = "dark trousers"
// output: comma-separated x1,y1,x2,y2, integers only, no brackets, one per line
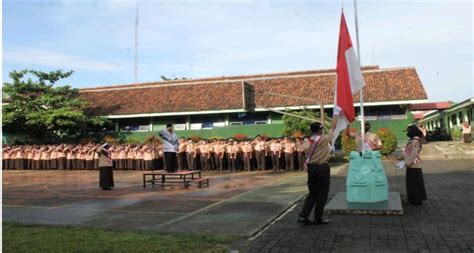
177,152,186,170
285,153,294,171
164,152,177,172
200,154,208,171
299,163,330,220
297,152,305,170
255,151,265,170
271,153,280,171
406,167,427,204
186,152,195,170
99,166,114,189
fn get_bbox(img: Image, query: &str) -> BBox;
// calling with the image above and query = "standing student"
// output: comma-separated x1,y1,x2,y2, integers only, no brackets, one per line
270,139,282,171
96,142,114,190
398,125,428,205
159,123,179,172
352,122,382,152
241,141,253,171
215,140,226,171
296,138,307,171
462,121,472,143
199,140,209,171
283,137,296,171
185,139,195,170
177,138,187,171
298,119,336,225
253,136,266,171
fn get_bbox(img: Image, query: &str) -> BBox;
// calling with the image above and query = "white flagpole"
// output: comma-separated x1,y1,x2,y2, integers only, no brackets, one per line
353,0,365,154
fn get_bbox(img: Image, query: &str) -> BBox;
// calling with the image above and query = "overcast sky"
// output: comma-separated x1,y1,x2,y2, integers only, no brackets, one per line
2,0,473,103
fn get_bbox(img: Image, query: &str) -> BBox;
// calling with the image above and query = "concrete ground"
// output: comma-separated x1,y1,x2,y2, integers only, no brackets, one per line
3,167,331,236
3,141,473,252
231,141,474,252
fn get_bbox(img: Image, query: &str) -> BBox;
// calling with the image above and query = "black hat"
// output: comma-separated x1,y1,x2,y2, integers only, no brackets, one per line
310,122,323,133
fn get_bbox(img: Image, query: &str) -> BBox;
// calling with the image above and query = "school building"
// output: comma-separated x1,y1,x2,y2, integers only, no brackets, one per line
79,65,428,141
420,97,474,131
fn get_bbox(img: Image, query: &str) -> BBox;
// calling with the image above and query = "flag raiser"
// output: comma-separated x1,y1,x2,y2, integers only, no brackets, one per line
332,11,365,146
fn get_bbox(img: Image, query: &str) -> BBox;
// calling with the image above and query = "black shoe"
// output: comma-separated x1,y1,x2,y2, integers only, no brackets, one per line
297,217,315,225
316,218,330,225
102,187,112,190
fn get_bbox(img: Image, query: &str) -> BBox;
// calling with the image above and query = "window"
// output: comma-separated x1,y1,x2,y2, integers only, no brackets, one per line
255,121,267,125
230,122,242,126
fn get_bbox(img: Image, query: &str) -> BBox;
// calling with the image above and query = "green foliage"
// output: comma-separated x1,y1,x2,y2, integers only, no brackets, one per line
125,138,141,144
341,128,356,156
282,109,331,137
3,222,237,253
450,128,462,140
377,128,398,156
209,136,223,140
2,69,109,143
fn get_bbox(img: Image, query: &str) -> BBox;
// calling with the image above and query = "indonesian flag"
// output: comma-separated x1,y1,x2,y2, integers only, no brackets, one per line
332,11,365,146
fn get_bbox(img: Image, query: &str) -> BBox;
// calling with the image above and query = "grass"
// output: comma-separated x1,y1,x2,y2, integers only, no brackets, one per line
3,222,240,253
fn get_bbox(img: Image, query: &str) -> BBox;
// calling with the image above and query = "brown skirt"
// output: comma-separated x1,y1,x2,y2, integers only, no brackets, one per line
463,133,471,143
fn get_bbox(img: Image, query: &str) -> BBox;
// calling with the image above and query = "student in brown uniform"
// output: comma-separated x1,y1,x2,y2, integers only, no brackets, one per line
296,138,307,171
26,146,35,170
398,125,427,205
143,145,154,170
462,121,472,143
2,146,11,170
298,119,336,225
49,145,58,170
13,146,24,170
96,142,114,190
252,136,266,171
215,140,226,171
199,140,209,171
270,139,282,171
126,145,136,170
226,141,236,172
241,140,253,171
185,139,195,170
283,137,296,171
177,138,187,171
352,122,382,152
56,145,66,170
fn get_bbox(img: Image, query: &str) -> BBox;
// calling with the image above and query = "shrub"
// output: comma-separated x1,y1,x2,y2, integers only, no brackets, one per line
233,133,248,141
377,128,397,156
450,128,462,140
209,136,223,140
125,138,141,144
341,128,356,156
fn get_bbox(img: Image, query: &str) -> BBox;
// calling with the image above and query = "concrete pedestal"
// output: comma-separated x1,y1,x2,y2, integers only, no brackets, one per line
325,192,403,215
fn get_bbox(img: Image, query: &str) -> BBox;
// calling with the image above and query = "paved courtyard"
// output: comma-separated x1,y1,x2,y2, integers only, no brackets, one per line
3,142,474,252
3,168,314,236
231,142,474,252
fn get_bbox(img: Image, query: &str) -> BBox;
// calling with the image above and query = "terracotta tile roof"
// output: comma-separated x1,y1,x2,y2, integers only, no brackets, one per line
409,102,453,110
79,66,428,116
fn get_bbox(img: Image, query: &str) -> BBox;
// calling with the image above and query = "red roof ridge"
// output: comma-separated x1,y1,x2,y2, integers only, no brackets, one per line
80,65,383,92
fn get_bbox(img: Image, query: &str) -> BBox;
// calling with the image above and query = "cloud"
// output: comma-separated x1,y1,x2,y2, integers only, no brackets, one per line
3,47,119,71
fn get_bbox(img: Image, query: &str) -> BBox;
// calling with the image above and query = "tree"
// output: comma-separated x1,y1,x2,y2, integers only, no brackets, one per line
282,109,332,137
2,69,109,143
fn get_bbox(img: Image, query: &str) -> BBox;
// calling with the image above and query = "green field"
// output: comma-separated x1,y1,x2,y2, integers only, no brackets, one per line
3,223,239,253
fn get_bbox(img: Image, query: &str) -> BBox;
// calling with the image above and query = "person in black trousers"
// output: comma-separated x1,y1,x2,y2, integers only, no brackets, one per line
298,119,336,225
96,142,114,190
159,123,179,172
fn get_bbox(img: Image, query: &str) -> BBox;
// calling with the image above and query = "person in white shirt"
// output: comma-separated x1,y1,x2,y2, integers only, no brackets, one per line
159,123,179,172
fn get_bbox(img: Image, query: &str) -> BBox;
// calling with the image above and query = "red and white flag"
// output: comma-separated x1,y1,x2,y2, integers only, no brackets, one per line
332,11,365,146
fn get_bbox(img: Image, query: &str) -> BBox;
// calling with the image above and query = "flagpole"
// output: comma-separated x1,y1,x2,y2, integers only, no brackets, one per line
353,0,365,154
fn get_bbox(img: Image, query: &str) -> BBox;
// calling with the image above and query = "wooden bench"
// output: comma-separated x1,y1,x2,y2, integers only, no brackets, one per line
188,177,210,188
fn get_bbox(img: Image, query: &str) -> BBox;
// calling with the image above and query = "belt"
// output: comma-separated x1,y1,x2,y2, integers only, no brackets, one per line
307,162,328,167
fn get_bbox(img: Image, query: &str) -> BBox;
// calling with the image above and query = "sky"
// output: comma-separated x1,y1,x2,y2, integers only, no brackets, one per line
2,0,473,103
